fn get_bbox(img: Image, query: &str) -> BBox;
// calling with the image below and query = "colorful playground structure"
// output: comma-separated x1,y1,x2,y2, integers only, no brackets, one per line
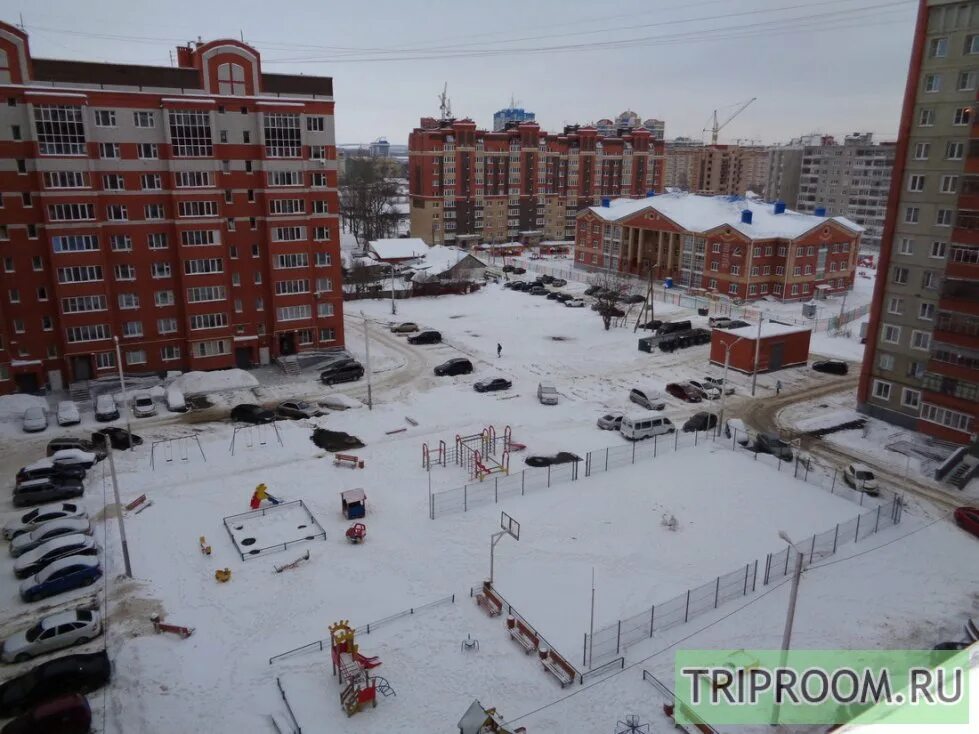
329,620,393,717
341,488,366,519
422,425,519,481
345,523,367,543
250,483,282,510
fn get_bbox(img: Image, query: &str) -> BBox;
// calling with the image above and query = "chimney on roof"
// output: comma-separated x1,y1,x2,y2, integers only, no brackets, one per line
176,44,194,68
814,206,827,217
774,200,786,215
741,209,753,224
601,197,611,207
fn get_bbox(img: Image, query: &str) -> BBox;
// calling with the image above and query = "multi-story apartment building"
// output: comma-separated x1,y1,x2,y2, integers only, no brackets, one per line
0,23,343,394
765,135,834,208
859,0,979,445
575,193,861,301
408,118,664,245
493,106,535,132
664,143,769,196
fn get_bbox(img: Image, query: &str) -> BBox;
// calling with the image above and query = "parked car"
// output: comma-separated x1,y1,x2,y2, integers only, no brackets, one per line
56,403,80,427
407,330,442,345
15,464,86,485
390,322,420,333
93,395,119,423
596,413,624,431
953,506,979,539
843,463,879,495
687,380,721,400
725,320,750,329
537,383,559,405
665,382,703,403
510,282,529,292
11,519,93,558
657,320,692,335
723,418,749,443
46,439,103,461
474,377,512,393
0,651,110,717
683,412,719,432
48,448,100,468
583,285,601,296
751,433,794,461
545,291,562,300
539,274,554,284
229,404,275,424
13,535,98,580
90,428,142,451
165,387,187,413
12,479,85,509
528,286,548,296
1,611,102,665
812,359,849,375
622,294,645,304
131,393,156,418
19,557,102,604
502,264,515,273
703,376,733,394
620,411,675,440
275,401,321,420
4,504,87,542
511,266,526,274
638,319,663,330
1,693,92,734
708,316,734,328
22,408,48,434
553,293,573,302
434,358,473,377
564,298,586,308
594,305,625,317
629,388,666,411
550,278,567,287
319,362,365,386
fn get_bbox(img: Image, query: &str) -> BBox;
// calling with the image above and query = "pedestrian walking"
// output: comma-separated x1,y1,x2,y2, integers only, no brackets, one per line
497,343,502,358
775,379,782,395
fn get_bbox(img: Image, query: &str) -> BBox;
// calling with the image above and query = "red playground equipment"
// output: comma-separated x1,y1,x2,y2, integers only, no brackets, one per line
345,523,367,543
329,621,386,717
422,425,517,481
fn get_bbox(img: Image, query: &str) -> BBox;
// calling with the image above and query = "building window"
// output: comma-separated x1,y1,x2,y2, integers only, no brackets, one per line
968,34,979,54
99,143,120,159
189,313,228,330
924,73,942,93
178,201,219,217
872,380,892,401
94,351,115,369
918,108,935,126
141,174,162,191
946,141,964,160
123,322,143,338
314,227,331,241
57,265,103,283
919,302,935,320
217,62,246,95
118,293,139,310
106,205,128,221
893,267,909,284
728,283,738,295
306,116,325,132
111,235,132,252
317,302,334,317
43,171,89,189
49,203,95,221
184,258,223,275
181,230,219,247
145,204,165,220
151,262,172,279
315,252,332,266
878,353,894,371
881,324,901,344
268,170,302,187
930,241,947,258
264,113,302,157
312,172,327,187
913,142,929,160
169,110,213,157
908,174,925,192
953,107,972,126
133,111,155,128
193,340,230,358
922,270,939,289
921,403,973,433
958,70,977,91
911,330,931,351
319,327,336,342
34,105,86,155
125,350,146,366
148,233,168,250
103,174,124,191
52,234,99,253
157,317,178,334
898,238,913,255
138,143,158,159
887,297,904,315
940,175,957,194
175,171,212,188
155,290,175,306
114,264,135,281
936,209,953,226
161,345,181,361
904,207,919,224
928,37,948,58
37,286,47,300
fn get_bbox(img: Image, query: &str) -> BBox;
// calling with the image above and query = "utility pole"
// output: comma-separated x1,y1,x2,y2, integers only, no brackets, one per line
633,262,658,333
106,446,133,578
717,336,744,429
390,264,397,316
837,289,848,324
361,313,373,410
113,336,134,450
750,313,763,397
773,531,805,726
588,567,596,668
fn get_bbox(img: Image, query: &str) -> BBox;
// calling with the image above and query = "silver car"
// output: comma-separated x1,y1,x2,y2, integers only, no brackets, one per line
22,407,48,433
3,502,87,541
10,518,92,558
597,413,624,430
0,609,102,663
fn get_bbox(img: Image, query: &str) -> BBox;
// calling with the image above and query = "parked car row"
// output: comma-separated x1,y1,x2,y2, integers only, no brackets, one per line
14,443,103,509
0,649,110,728
25,388,187,432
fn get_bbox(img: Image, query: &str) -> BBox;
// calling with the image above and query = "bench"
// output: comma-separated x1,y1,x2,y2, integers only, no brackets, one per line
334,453,365,469
540,649,576,687
508,619,539,655
475,592,502,617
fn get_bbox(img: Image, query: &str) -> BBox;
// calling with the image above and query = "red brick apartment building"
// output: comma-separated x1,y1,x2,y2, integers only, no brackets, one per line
858,0,979,445
0,22,343,394
408,118,664,246
575,193,861,301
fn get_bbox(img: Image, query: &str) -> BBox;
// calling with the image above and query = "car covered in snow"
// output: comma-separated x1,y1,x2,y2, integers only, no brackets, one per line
474,377,512,393
1,610,102,665
686,380,721,400
564,298,586,308
46,449,100,469
628,388,666,411
94,394,119,422
843,463,879,495
4,503,87,541
11,519,93,558
15,462,86,485
56,402,80,427
21,407,48,434
750,433,794,461
723,418,748,442
597,413,624,431
46,438,104,461
131,392,157,418
13,535,98,580
390,322,420,333
19,556,102,604
537,384,559,405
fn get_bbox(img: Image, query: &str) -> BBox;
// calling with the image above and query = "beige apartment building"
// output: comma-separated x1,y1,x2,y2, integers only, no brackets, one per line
664,143,769,196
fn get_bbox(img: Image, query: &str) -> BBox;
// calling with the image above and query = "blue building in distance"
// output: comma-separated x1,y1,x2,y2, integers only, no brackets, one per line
493,106,536,131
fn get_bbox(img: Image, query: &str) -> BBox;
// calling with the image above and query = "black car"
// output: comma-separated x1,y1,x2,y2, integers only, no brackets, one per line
407,330,442,345
319,361,365,386
434,358,474,376
16,464,86,484
474,377,512,393
622,294,645,304
511,266,526,274
594,305,625,317
502,264,515,273
584,285,602,296
0,651,111,718
91,428,143,451
510,282,529,291
812,359,849,375
545,291,561,300
540,274,554,284
554,293,574,302
528,287,548,296
656,320,692,335
638,319,663,331
551,278,567,287
229,404,276,424
683,412,719,433
13,479,85,509
726,320,751,329
752,433,794,461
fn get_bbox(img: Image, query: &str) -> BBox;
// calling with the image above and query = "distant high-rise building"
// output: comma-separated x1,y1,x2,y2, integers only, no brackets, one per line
493,107,535,131
664,144,769,196
408,119,664,245
642,119,666,140
858,0,979,446
592,112,664,139
369,138,390,157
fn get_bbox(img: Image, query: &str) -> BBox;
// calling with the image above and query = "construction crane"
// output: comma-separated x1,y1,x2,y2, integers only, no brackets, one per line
438,83,452,120
704,97,757,145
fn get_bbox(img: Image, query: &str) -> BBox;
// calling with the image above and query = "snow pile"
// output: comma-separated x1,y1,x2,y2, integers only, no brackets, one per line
793,409,863,433
318,393,363,410
0,394,48,421
170,369,258,396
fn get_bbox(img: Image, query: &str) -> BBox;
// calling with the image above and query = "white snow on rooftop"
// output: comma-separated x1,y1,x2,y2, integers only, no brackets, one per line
717,321,813,338
411,245,470,276
369,237,429,261
586,193,865,239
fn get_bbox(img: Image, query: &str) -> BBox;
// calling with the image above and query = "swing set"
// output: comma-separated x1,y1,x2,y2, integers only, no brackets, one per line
150,434,207,470
229,421,284,455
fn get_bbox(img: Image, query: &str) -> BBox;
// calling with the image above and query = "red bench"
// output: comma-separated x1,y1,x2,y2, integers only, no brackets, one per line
334,453,365,469
475,592,502,617
507,618,539,655
540,649,576,687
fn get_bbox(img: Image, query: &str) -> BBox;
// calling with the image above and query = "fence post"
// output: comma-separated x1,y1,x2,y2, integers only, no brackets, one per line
583,633,588,667
495,476,498,503
605,447,609,471
831,470,837,493
784,549,791,575
764,553,771,585
832,524,839,553
805,462,810,482
794,457,799,478
714,576,720,608
586,452,591,477
860,490,865,507
547,465,551,488
632,440,636,464
695,430,698,447
654,434,657,458
675,429,679,450
809,535,816,563
649,605,655,637
874,504,881,533
521,471,525,496
752,559,758,592
430,494,434,520
854,514,861,542
743,564,750,595
616,620,622,654
464,485,467,512
684,590,691,622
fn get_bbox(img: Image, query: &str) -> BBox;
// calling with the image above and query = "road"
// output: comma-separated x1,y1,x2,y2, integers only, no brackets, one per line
735,375,962,514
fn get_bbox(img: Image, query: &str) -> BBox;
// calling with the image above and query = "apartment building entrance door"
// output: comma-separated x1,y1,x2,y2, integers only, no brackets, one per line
278,331,296,356
70,355,93,381
769,342,784,371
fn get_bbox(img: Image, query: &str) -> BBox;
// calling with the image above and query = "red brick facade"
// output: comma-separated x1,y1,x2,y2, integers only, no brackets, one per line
0,23,343,393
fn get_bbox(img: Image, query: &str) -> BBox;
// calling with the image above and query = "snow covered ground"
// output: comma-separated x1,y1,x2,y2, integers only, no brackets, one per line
0,278,975,734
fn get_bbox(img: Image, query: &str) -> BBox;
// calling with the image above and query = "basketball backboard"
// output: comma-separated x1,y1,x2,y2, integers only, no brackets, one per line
500,511,520,541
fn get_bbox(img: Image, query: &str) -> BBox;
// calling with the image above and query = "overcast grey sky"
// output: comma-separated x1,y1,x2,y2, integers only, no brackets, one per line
9,0,917,145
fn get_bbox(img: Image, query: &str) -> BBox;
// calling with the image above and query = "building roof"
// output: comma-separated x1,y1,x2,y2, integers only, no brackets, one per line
584,193,864,239
716,322,813,339
411,246,483,277
368,238,429,261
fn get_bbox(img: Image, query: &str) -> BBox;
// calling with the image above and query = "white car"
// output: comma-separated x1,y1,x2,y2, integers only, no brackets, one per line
48,449,98,468
14,534,98,579
56,401,81,426
597,413,624,430
564,298,586,308
22,407,48,433
132,392,157,418
844,463,879,495
723,418,748,443
3,502,87,541
0,609,102,664
10,518,93,558
687,380,721,400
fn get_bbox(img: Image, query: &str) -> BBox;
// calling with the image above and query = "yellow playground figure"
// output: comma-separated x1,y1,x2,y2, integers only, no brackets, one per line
250,483,282,510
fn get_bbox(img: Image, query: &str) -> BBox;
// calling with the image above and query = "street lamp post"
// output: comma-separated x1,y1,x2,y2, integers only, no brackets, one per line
717,336,746,429
390,264,397,316
773,530,806,726
750,312,764,397
112,336,133,451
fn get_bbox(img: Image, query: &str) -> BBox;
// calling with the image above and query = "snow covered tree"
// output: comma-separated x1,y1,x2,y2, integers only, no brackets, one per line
589,272,632,331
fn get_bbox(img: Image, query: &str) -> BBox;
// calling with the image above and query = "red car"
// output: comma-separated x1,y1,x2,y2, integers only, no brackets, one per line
953,507,979,539
2,693,90,734
666,382,703,403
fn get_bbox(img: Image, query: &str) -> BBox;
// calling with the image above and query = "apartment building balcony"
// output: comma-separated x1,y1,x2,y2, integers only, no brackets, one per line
939,278,979,317
947,245,979,280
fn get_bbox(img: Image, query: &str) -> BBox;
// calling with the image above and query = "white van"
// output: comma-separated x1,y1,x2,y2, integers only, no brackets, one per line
619,411,675,441
166,387,188,413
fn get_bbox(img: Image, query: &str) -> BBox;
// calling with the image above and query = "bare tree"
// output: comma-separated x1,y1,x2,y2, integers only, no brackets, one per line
589,272,633,331
345,260,384,295
340,159,407,246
